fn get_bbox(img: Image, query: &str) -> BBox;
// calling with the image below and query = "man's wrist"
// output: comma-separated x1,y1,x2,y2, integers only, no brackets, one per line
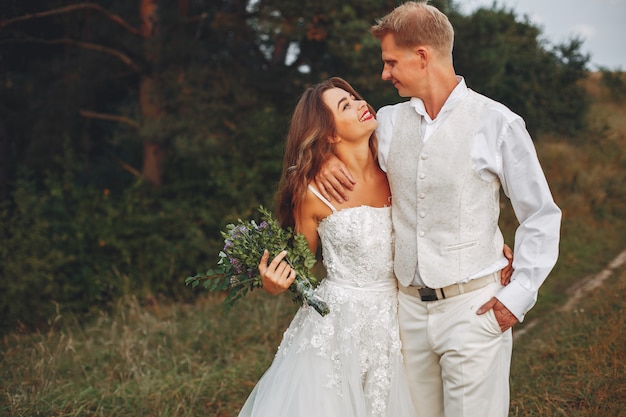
496,280,536,322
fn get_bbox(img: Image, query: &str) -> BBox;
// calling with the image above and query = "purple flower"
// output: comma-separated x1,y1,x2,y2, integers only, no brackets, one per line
229,257,244,274
231,224,249,240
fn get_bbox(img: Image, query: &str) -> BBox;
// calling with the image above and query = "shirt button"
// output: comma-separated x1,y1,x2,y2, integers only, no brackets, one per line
419,173,426,179
419,212,426,218
419,231,425,237
419,193,426,199
421,154,429,160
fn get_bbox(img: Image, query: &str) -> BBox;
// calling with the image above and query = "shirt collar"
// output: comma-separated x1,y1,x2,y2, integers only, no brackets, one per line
409,76,468,123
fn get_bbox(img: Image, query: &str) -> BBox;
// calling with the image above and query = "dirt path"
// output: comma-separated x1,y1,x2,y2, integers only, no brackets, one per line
513,248,626,340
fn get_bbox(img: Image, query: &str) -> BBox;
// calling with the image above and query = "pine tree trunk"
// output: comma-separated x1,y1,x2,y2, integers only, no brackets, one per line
139,0,163,186
0,118,7,202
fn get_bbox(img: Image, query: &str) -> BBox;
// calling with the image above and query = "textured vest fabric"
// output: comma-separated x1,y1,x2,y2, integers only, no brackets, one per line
387,91,505,288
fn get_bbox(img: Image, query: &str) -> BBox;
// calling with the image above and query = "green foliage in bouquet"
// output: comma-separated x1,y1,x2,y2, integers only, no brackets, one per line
186,206,329,316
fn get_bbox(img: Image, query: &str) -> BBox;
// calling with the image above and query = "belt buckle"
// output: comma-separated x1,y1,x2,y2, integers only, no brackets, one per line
418,287,439,302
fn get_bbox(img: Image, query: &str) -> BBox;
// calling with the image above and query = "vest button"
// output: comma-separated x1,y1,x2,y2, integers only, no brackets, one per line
421,154,429,160
419,193,426,199
419,173,426,179
419,231,425,237
419,212,426,218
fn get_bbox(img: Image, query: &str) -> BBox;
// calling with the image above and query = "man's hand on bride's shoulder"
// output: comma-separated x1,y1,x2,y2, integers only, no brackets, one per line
313,154,355,203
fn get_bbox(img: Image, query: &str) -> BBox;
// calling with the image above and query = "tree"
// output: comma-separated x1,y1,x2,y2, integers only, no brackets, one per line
451,5,590,136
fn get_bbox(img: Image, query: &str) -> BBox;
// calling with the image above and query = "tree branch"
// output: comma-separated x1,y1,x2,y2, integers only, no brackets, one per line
79,110,140,128
0,2,144,38
112,156,141,178
4,37,141,72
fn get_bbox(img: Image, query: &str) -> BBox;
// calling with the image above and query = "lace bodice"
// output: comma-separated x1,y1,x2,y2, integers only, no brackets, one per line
318,206,395,288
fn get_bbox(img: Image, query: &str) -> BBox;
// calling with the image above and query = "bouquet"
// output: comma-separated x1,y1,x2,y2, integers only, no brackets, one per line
186,206,330,316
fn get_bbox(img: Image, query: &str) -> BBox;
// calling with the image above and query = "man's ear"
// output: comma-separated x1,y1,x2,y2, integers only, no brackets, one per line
415,46,428,68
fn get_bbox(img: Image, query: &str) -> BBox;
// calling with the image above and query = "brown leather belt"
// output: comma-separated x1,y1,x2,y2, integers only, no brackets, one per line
398,273,498,301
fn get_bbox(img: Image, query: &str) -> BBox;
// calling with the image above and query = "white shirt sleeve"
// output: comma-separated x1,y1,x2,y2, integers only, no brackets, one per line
375,105,396,173
492,118,562,321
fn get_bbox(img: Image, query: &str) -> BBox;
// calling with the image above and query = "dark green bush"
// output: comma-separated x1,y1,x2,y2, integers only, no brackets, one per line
0,157,277,331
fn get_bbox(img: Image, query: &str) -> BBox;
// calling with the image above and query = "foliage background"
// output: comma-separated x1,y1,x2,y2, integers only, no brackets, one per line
0,0,601,330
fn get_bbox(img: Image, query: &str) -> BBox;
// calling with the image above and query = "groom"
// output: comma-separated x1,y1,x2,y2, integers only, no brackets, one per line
314,2,561,416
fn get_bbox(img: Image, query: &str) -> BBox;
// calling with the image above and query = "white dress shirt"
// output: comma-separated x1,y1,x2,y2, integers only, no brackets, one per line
375,77,562,321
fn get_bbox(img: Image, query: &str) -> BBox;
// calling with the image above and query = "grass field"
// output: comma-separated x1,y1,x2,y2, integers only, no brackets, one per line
1,262,624,417
1,72,625,416
510,257,626,417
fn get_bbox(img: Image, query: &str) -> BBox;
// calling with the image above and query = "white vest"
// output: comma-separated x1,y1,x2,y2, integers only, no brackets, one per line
387,91,504,288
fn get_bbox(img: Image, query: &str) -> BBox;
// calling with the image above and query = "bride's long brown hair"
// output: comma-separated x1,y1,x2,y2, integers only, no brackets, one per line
276,77,378,229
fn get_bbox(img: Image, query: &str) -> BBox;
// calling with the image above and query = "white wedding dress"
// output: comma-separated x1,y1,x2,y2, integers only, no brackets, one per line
238,187,416,417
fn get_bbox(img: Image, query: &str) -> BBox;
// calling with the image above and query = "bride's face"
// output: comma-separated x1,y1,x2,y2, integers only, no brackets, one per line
322,87,377,144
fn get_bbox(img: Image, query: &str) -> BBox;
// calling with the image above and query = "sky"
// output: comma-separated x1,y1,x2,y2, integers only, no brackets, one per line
459,0,626,70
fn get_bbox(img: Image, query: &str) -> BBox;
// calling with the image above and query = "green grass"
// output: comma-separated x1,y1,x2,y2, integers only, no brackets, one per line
510,264,626,417
1,263,625,416
0,293,299,416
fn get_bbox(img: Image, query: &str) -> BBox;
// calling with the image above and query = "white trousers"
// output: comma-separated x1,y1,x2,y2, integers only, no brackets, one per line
398,278,513,417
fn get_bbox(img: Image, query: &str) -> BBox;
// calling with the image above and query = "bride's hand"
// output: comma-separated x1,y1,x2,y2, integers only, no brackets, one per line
258,249,296,295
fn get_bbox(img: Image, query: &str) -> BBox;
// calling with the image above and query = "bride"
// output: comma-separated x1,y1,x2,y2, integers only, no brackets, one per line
238,77,416,417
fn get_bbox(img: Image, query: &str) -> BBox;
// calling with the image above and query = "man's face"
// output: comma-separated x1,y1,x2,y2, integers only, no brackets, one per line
380,33,423,98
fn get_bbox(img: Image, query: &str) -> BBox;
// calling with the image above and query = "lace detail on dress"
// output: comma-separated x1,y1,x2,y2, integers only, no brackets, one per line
319,206,395,287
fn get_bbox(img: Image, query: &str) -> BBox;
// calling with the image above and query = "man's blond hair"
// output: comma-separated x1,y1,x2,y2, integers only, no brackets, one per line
370,1,454,55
